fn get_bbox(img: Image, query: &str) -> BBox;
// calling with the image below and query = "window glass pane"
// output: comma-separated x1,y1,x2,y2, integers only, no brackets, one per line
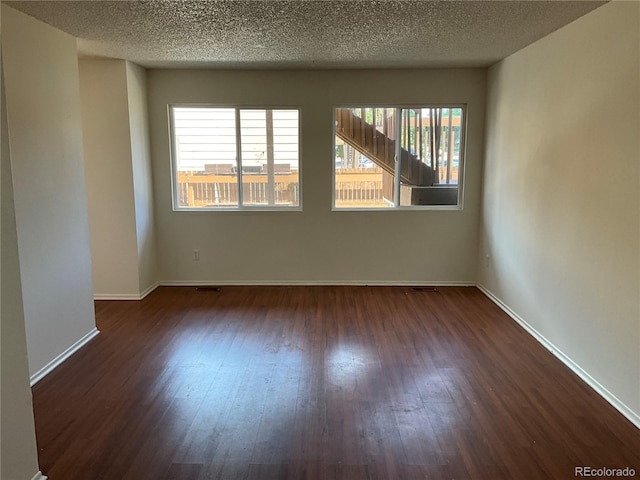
239,109,300,207
334,105,463,209
171,107,300,210
173,107,238,208
334,107,395,209
240,109,268,206
272,110,300,207
399,107,462,207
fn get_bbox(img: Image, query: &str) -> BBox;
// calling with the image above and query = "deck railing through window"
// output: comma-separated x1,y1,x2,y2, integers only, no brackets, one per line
177,172,299,207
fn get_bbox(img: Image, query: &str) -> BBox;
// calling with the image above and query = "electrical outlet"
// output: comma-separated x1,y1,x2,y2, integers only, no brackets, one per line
193,249,200,261
485,254,490,267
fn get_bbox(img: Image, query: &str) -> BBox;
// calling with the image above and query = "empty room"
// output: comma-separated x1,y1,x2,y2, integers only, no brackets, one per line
1,1,638,479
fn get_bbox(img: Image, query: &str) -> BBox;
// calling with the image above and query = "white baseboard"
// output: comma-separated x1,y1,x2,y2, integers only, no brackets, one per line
93,282,160,301
159,280,476,287
94,281,474,300
31,471,47,480
140,281,160,299
93,293,141,300
476,283,640,430
30,328,100,386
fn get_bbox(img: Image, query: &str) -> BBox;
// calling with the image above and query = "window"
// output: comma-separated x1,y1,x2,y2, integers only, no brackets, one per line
333,106,465,209
170,106,300,210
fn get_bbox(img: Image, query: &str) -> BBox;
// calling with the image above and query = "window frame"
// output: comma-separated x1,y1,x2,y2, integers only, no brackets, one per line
331,103,467,211
168,104,303,212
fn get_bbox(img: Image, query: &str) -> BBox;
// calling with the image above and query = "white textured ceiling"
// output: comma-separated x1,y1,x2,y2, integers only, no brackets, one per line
5,1,606,69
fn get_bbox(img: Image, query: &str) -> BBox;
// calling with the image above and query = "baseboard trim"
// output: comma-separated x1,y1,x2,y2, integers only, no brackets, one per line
31,471,47,480
93,282,160,301
476,283,640,430
30,328,100,386
93,293,141,300
159,280,476,287
140,282,160,299
93,281,474,300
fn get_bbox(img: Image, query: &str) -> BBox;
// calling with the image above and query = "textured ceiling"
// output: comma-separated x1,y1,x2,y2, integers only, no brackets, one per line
5,1,606,69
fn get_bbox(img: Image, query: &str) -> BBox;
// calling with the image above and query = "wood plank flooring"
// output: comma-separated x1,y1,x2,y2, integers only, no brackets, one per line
32,286,640,479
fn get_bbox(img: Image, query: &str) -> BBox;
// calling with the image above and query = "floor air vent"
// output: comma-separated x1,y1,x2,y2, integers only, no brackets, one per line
412,287,439,292
196,286,221,292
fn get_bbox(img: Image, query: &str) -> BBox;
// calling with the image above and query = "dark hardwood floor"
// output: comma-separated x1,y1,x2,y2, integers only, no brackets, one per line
32,286,639,479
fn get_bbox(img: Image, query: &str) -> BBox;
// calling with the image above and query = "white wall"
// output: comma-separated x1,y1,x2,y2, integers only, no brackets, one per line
1,30,42,480
478,1,639,424
126,62,158,295
79,59,140,297
148,69,486,284
2,5,97,378
79,59,158,298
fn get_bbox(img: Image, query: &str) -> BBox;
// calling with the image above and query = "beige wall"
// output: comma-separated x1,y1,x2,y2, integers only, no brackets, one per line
1,28,41,480
80,59,140,297
126,61,158,295
79,59,158,298
2,6,96,377
148,68,486,284
478,1,639,423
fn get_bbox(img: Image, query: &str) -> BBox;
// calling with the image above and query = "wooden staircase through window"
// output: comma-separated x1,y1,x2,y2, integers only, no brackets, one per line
335,108,433,187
